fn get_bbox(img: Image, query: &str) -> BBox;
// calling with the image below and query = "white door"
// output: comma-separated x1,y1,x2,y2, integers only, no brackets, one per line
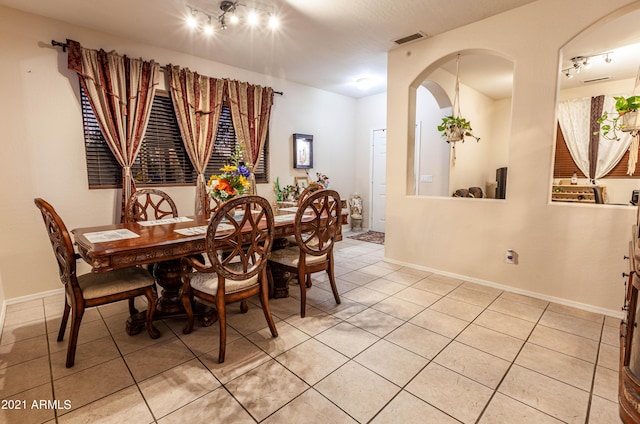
371,129,387,232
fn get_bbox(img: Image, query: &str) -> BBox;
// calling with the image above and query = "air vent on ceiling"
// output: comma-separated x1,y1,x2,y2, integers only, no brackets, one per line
583,76,610,84
393,31,427,45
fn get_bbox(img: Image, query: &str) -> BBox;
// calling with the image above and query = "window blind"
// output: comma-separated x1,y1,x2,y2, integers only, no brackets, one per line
82,88,269,188
554,123,637,179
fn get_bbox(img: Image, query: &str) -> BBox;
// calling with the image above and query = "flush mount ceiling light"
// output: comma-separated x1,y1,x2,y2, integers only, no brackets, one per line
562,51,613,78
186,1,280,35
355,78,372,91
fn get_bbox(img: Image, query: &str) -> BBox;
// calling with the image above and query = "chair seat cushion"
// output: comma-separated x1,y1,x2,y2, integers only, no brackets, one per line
77,266,155,300
188,270,259,296
269,247,327,267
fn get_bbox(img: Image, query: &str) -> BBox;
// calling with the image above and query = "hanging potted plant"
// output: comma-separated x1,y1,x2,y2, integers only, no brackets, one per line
437,54,480,164
596,95,640,140
438,115,480,143
438,54,480,149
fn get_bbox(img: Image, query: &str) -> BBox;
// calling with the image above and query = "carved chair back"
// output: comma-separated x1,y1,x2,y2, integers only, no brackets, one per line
34,198,78,291
294,189,342,257
125,189,178,222
297,183,324,207
206,195,275,283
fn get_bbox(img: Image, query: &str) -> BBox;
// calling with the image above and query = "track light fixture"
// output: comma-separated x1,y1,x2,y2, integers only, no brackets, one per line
186,1,279,35
562,52,613,79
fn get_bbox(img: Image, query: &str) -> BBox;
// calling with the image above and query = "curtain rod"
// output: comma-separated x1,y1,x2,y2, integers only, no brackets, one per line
51,40,284,95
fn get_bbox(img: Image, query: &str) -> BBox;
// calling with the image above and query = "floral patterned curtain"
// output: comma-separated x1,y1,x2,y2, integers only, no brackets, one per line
167,65,225,215
226,80,274,194
67,39,160,222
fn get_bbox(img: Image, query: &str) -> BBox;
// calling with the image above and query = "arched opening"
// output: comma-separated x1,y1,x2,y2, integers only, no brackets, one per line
410,51,514,199
552,5,640,205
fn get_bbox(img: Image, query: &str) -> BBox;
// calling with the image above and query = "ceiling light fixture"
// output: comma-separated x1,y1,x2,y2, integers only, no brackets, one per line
203,16,214,35
186,9,199,28
356,78,372,91
186,1,280,35
562,52,613,78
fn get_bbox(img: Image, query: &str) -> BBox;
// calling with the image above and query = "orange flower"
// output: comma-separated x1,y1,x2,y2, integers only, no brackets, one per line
217,179,237,196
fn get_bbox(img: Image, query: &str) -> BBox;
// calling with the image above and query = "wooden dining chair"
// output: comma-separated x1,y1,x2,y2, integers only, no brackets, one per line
297,182,324,206
268,189,342,317
124,188,181,315
34,198,159,368
124,188,178,223
205,195,222,217
180,195,277,363
281,182,325,248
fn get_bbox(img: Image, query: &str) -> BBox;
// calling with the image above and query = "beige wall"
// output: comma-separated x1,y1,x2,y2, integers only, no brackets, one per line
386,0,639,315
0,6,357,300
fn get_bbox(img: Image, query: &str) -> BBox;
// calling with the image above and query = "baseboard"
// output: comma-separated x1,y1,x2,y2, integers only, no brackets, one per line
0,288,65,340
5,288,65,305
383,257,624,319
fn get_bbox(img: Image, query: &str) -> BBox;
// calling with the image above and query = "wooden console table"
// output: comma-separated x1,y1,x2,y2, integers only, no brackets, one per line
622,225,640,422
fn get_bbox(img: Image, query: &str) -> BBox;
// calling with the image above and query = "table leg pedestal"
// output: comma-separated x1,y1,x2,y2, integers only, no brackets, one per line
125,257,217,336
270,268,295,298
152,259,186,314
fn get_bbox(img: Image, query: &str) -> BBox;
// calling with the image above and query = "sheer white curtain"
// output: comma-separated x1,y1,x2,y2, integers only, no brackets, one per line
558,96,633,179
558,98,591,178
595,96,633,178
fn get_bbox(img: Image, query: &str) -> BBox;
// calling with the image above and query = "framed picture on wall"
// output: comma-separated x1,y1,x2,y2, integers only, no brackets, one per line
293,133,313,169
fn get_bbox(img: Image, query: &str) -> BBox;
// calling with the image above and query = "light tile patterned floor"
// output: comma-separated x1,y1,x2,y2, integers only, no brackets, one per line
0,235,623,423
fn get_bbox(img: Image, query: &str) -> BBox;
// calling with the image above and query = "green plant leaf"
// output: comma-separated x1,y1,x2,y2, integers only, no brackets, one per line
628,96,640,111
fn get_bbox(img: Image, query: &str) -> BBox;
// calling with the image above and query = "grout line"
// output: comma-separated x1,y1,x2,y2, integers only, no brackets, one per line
584,318,606,424
473,298,550,423
42,298,61,424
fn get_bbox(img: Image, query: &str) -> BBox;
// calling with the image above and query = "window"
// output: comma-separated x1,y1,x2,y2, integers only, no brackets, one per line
82,88,269,188
553,123,635,179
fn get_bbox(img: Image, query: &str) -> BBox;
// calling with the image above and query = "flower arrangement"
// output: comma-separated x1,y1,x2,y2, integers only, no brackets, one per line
273,177,300,201
316,172,329,188
282,185,299,201
207,145,251,202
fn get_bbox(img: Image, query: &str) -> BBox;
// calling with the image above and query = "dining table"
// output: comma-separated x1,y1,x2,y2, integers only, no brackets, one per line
71,207,347,335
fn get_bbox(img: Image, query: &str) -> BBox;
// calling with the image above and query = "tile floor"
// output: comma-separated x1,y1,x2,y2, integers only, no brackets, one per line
0,235,623,423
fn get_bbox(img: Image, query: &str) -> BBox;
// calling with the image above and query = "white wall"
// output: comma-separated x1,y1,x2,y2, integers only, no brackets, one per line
386,0,639,314
354,92,387,228
415,86,450,196
0,6,357,300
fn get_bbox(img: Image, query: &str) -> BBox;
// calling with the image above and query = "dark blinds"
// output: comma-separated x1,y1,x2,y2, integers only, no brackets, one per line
82,88,268,188
204,109,269,181
554,123,636,179
82,92,122,188
553,124,579,178
132,93,196,185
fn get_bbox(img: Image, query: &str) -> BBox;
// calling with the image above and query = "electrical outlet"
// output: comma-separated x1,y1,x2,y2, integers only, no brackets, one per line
505,249,516,264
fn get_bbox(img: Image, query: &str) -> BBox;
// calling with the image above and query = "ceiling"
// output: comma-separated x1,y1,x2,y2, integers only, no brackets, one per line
0,0,540,98
558,7,640,93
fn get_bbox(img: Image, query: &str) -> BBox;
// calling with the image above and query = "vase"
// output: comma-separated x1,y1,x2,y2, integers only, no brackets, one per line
446,126,464,142
622,111,640,132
